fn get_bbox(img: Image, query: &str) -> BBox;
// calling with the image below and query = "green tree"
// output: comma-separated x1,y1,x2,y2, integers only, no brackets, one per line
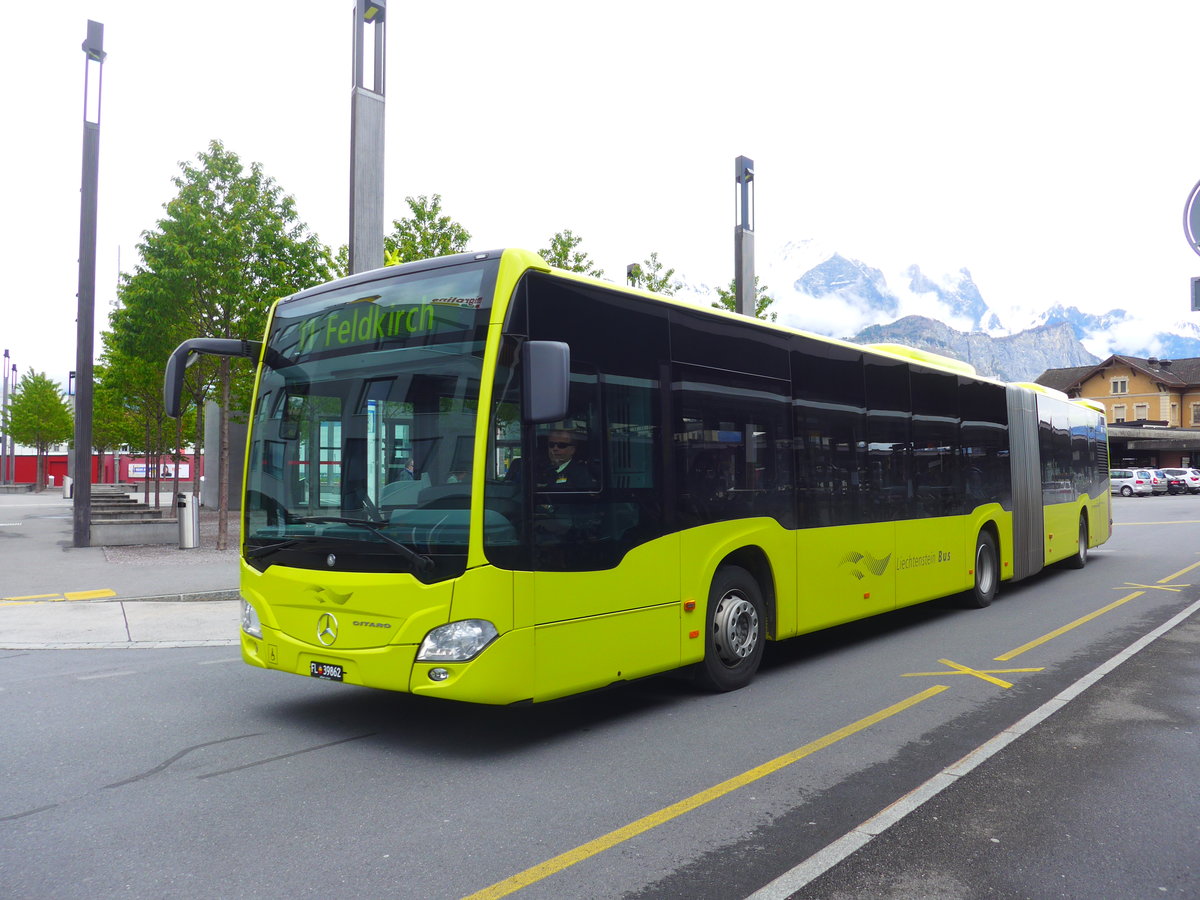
385,194,471,264
6,372,73,491
91,363,141,485
110,139,333,547
539,230,605,277
626,251,679,295
713,276,778,322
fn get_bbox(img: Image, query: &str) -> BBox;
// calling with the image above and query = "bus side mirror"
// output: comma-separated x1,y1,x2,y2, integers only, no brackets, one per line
163,338,263,417
522,340,570,424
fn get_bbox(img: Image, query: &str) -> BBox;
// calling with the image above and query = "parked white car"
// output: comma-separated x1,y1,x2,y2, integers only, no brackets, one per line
1110,468,1154,497
1161,468,1200,494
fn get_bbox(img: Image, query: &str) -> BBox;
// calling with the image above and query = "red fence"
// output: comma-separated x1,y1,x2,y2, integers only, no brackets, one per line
8,454,204,486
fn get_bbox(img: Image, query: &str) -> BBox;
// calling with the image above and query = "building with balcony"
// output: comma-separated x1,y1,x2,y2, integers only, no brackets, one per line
1036,355,1200,468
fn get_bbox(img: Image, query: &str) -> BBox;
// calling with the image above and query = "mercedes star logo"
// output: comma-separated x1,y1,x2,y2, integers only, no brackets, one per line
316,612,339,646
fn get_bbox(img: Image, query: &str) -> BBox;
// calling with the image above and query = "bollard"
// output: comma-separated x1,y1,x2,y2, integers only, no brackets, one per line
63,475,74,499
177,492,199,549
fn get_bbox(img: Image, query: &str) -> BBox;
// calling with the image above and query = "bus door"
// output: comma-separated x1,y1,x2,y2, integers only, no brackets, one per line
507,363,680,699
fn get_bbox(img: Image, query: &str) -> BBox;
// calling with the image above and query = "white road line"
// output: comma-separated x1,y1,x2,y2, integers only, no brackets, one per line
76,670,138,681
746,595,1200,900
197,657,243,665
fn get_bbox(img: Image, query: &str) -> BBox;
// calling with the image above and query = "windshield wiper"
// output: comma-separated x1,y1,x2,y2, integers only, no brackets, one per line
244,538,308,560
295,516,435,572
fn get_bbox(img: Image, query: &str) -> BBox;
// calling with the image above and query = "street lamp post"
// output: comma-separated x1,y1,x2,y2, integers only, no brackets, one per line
74,20,106,545
734,155,755,317
5,363,14,484
349,0,386,275
1,350,9,484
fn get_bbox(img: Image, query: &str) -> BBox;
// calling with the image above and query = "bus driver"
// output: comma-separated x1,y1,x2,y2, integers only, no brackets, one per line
536,429,595,492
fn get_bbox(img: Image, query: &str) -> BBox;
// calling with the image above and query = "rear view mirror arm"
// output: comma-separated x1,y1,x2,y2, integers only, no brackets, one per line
163,338,263,418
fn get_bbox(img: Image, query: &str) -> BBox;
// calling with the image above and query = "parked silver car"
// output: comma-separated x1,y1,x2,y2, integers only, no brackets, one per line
1151,469,1170,495
1110,468,1154,497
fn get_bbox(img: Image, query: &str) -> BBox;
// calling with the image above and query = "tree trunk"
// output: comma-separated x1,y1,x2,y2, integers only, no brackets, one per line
154,414,163,509
193,394,204,499
143,418,151,506
171,417,182,512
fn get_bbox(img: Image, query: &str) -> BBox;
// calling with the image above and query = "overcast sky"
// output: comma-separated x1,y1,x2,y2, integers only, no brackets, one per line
5,1,1200,390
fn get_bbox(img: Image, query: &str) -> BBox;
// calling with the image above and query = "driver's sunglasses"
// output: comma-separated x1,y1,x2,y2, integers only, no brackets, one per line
548,441,573,449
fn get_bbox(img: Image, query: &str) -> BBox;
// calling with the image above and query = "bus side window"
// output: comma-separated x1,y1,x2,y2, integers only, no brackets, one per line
675,364,792,528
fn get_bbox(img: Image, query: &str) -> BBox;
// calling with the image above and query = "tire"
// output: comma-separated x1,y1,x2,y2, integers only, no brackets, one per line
695,566,766,692
963,531,999,609
1120,485,1133,497
1064,515,1088,569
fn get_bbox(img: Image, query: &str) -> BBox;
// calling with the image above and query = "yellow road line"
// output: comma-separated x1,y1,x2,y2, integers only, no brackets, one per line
1118,520,1200,526
63,589,117,601
1157,560,1200,584
995,592,1144,661
463,685,948,900
997,559,1200,663
1,590,118,603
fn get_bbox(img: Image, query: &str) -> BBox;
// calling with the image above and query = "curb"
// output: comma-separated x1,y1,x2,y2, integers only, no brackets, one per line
106,589,241,604
1,639,240,650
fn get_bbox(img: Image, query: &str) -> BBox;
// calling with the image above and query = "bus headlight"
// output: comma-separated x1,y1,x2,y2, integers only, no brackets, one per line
241,598,263,639
416,620,498,662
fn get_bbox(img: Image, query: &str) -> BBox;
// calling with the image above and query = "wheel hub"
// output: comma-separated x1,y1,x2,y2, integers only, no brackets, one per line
712,591,760,664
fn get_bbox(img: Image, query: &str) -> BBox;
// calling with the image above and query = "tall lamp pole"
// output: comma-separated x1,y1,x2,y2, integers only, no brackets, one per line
734,155,755,317
349,0,386,275
74,20,105,546
5,363,14,484
1,349,9,484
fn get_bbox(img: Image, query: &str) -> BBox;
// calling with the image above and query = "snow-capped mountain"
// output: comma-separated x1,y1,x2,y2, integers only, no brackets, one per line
674,240,1200,381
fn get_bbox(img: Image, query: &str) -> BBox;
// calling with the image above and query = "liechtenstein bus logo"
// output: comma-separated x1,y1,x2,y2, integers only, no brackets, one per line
840,551,892,580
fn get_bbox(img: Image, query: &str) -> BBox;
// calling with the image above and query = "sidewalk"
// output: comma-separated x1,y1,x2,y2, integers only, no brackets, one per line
0,491,239,648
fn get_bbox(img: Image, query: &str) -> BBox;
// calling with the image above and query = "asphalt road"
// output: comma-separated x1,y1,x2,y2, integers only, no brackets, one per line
1,494,1198,899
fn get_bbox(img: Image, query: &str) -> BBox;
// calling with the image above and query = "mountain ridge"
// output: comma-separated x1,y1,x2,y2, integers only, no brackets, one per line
675,242,1200,381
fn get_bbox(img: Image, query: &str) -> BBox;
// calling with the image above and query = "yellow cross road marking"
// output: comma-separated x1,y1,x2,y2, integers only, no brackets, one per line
1118,582,1187,593
462,685,949,900
902,660,1044,688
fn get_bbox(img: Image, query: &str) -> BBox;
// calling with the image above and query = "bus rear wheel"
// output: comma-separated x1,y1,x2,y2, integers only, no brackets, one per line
696,566,765,692
1064,515,1088,569
964,531,999,609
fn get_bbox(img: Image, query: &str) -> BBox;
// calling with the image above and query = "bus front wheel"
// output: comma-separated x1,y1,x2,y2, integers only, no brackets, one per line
696,566,765,692
965,531,999,609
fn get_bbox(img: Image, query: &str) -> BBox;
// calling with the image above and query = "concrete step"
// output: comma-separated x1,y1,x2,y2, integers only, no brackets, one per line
93,509,166,521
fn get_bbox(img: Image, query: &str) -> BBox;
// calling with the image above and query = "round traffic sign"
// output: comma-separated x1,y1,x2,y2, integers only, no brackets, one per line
1184,179,1200,257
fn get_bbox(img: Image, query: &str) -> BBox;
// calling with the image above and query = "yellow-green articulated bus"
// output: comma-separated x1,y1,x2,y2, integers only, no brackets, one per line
163,249,1112,704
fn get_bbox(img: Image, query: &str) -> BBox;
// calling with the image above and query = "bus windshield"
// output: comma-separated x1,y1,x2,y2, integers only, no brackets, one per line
243,258,498,581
